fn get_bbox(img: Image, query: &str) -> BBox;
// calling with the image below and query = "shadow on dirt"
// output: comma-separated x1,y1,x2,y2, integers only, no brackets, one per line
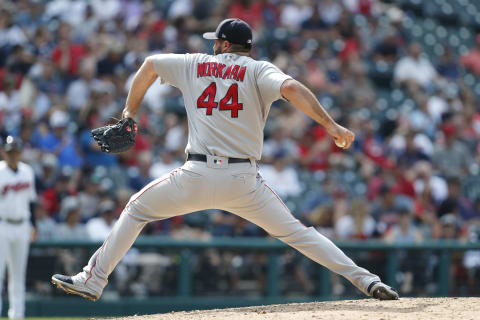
226,300,437,315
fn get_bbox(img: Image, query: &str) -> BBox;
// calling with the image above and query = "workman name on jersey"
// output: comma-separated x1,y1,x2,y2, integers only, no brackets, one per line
1,182,31,195
197,62,246,82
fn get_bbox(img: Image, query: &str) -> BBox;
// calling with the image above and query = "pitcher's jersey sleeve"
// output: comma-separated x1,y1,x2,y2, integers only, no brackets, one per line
256,61,292,105
150,54,188,88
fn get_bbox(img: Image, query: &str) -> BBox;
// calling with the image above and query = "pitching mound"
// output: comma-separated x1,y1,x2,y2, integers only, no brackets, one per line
104,298,479,320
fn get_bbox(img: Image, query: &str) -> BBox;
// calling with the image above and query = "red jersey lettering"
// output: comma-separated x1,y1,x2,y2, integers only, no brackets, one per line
223,65,232,79
217,63,225,78
205,63,211,76
210,62,217,78
197,63,205,78
2,182,31,196
236,66,246,82
231,65,240,81
196,63,246,82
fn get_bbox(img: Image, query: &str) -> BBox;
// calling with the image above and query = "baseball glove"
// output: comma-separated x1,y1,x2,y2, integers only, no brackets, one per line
91,117,137,153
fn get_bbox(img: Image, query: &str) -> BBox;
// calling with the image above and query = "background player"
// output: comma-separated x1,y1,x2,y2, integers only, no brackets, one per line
0,136,37,319
52,18,398,301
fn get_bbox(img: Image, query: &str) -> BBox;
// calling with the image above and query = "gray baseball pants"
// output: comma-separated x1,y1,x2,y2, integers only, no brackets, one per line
77,157,380,296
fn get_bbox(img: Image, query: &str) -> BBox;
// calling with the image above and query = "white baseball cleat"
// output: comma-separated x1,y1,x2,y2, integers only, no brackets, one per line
368,281,399,300
51,274,100,301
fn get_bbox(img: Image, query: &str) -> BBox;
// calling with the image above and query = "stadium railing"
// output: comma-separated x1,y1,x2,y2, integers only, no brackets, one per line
3,237,479,317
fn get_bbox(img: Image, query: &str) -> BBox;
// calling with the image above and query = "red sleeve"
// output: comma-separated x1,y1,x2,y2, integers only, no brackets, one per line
51,47,62,64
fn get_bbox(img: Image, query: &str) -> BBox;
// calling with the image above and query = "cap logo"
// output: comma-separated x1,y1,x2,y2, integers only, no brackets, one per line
222,33,226,38
247,39,252,43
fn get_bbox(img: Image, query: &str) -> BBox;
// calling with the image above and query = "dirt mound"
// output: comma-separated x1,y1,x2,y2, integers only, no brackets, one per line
104,297,479,320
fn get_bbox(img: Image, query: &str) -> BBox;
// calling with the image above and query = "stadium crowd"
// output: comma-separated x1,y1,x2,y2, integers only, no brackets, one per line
1,0,480,297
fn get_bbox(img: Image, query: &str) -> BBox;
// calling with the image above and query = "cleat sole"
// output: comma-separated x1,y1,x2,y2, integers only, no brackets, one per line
373,287,399,300
51,277,98,301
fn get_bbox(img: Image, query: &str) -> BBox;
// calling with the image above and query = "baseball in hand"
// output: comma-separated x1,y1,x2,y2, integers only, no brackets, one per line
335,140,346,148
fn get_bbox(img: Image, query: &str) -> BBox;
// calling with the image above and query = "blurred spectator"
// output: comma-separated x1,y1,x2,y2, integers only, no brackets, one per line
86,199,117,241
6,44,34,76
373,28,400,64
30,59,64,98
149,151,182,178
96,44,125,77
163,113,187,156
50,22,87,77
40,173,72,216
298,125,331,171
228,0,264,29
280,0,312,31
396,132,430,167
413,161,448,204
437,214,463,240
57,196,88,240
309,204,335,239
437,177,477,221
128,151,154,191
259,152,302,199
35,153,59,194
0,9,28,47
460,34,480,75
335,198,376,240
0,74,21,133
318,0,343,27
34,205,57,240
262,124,299,164
432,122,472,178
78,174,101,219
34,110,83,168
394,43,438,92
342,62,375,109
371,184,413,227
384,209,423,243
437,46,460,81
65,59,99,111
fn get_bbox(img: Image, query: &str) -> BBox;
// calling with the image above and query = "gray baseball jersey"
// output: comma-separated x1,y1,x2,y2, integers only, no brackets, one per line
151,53,292,160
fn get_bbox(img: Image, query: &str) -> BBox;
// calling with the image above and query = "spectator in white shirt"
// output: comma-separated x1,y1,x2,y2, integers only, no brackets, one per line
259,152,302,199
149,151,182,178
34,205,57,240
394,43,439,93
335,198,376,240
57,196,88,240
86,199,117,241
66,58,99,111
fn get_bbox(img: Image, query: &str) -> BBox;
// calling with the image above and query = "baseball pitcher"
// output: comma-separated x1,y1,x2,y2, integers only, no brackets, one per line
52,18,398,301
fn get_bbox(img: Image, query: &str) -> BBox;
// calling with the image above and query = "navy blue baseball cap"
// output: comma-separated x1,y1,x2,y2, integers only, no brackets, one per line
3,136,23,152
203,18,253,48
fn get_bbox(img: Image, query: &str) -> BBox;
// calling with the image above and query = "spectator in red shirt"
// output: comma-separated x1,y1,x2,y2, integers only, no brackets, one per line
461,34,480,75
51,22,87,77
298,125,331,171
228,0,264,29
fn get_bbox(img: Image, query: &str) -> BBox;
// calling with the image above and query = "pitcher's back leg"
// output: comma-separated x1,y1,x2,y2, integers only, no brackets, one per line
53,165,212,297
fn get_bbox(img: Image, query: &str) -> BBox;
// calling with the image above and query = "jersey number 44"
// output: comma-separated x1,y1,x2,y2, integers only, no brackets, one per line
197,83,243,118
